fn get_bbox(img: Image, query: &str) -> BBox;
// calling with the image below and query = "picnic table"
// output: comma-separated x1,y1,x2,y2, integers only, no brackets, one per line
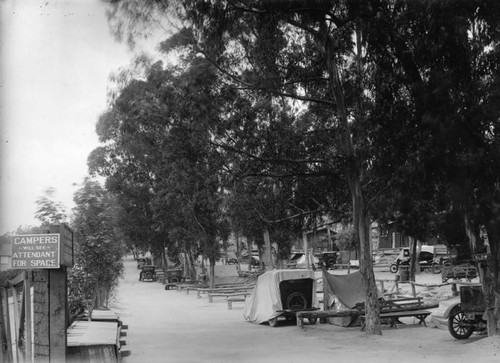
296,297,438,329
197,285,254,298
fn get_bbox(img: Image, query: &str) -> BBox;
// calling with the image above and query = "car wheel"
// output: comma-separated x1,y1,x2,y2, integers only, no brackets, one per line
145,272,153,280
268,317,279,327
432,264,442,274
390,264,398,273
448,305,474,339
285,292,307,310
170,277,179,284
308,317,318,325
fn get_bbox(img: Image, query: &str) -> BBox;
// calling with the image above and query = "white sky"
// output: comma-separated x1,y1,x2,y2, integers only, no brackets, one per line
0,0,136,233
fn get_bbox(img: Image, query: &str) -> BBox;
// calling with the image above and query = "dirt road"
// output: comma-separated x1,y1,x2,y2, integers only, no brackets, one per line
111,256,498,363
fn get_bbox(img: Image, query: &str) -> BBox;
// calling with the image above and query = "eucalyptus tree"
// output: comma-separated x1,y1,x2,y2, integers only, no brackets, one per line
34,187,67,226
102,0,500,335
71,178,125,318
104,0,382,333
356,1,500,334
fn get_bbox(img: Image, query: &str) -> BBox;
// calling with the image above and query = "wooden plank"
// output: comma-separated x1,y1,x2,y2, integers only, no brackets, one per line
33,270,50,362
9,286,19,362
67,321,119,347
88,310,120,322
25,277,33,363
49,268,67,361
49,224,74,267
1,288,13,362
208,291,251,303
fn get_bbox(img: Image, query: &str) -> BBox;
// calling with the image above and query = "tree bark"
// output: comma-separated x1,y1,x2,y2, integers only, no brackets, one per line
320,22,381,335
484,221,500,336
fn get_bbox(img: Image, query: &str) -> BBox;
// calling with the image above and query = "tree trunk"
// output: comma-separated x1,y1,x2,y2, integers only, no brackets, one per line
484,221,500,336
409,237,418,281
353,186,381,335
321,27,381,335
209,256,216,288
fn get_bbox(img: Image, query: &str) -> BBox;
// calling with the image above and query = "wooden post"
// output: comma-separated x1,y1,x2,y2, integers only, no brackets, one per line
302,232,310,270
33,270,50,362
49,268,67,361
1,287,13,362
411,283,417,298
25,273,33,363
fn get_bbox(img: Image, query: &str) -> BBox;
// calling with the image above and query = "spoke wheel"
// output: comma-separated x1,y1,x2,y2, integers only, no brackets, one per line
432,264,442,274
448,305,474,339
285,292,307,310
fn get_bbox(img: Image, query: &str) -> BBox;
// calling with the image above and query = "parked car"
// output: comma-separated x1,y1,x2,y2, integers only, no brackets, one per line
317,252,338,268
390,246,435,273
446,284,486,339
243,269,319,327
137,257,151,269
139,265,157,282
241,255,260,267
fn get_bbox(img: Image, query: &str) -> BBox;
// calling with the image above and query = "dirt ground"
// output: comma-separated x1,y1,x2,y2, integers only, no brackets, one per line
110,256,499,363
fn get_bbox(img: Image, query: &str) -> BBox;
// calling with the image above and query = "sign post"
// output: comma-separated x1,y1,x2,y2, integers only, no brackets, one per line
11,224,73,363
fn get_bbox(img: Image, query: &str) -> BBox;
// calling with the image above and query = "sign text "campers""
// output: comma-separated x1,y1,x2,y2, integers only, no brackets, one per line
11,234,61,269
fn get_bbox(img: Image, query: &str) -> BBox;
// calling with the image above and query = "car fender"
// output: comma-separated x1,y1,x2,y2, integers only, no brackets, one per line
443,301,461,319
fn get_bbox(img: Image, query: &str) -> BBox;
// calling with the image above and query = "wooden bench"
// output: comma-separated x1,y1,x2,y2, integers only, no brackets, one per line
208,291,252,303
360,310,431,330
381,297,424,311
176,284,207,294
296,310,360,328
227,296,247,310
197,286,254,299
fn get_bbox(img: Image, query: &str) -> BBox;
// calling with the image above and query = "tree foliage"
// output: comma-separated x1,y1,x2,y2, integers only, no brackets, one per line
101,0,500,335
70,178,125,319
34,187,67,226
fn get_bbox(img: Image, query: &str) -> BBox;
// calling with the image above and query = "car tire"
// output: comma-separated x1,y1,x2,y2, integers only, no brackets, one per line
448,305,474,339
285,292,307,310
390,264,398,273
170,277,179,284
144,272,153,280
432,264,442,274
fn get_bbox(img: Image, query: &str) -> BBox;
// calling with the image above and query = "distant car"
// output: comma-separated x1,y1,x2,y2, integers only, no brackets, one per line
317,252,338,268
139,265,157,282
241,256,260,267
390,247,435,273
137,257,147,269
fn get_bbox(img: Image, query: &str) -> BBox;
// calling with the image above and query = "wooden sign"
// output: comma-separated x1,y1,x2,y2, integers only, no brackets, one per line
50,224,74,267
11,234,60,269
10,224,74,269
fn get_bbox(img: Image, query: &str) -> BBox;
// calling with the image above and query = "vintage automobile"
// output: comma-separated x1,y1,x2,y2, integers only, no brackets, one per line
137,257,151,269
164,268,183,284
390,246,436,273
243,269,319,327
317,251,338,269
139,265,157,282
447,284,486,339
